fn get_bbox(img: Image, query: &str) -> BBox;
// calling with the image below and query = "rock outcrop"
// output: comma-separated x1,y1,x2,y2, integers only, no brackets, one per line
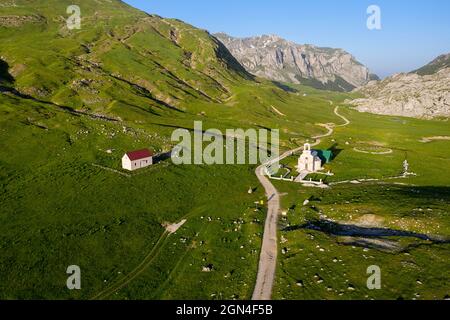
0,15,45,27
215,33,377,92
348,67,450,119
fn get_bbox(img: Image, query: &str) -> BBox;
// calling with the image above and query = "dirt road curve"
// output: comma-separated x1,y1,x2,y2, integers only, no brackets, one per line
252,106,349,300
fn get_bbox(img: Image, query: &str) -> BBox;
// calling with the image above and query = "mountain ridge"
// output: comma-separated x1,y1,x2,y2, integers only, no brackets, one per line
214,32,378,92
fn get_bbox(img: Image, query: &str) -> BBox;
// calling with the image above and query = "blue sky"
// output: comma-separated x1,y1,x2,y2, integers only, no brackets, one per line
123,0,450,78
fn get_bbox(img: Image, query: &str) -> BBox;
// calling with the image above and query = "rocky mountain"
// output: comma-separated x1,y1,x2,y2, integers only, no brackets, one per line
348,54,450,119
215,33,378,92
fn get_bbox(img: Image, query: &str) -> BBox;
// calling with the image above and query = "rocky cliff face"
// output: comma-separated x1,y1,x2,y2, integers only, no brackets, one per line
348,66,450,119
215,33,377,92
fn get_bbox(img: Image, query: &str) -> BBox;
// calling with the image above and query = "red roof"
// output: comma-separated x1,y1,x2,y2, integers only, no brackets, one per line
126,149,153,161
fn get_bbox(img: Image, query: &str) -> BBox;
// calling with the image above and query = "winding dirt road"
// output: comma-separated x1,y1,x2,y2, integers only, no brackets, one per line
252,106,349,300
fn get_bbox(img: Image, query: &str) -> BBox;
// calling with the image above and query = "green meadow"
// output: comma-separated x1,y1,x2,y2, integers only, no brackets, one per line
0,0,449,300
0,79,342,299
272,106,450,300
0,93,265,299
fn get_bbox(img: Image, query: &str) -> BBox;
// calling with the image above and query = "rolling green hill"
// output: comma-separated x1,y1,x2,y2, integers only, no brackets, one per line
0,0,345,300
1,0,249,112
0,0,449,300
1,0,349,140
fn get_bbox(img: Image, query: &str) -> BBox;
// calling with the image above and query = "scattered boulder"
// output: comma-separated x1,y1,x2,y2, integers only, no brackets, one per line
0,14,45,27
349,66,450,119
202,264,214,272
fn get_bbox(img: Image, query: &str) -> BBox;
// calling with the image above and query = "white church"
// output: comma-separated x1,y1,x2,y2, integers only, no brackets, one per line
297,143,323,173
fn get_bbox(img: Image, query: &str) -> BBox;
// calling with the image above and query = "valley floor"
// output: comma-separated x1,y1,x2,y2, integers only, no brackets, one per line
0,85,449,300
271,107,450,300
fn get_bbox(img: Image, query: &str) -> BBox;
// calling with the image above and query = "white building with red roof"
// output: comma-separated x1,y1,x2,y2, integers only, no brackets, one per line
122,149,154,171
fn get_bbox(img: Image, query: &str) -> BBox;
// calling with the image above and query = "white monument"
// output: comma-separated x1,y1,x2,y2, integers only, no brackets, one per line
403,159,409,174
298,143,322,173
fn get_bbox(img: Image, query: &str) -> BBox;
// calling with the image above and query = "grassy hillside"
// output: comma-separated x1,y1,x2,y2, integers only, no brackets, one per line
0,0,449,300
413,53,450,76
0,0,346,141
0,0,342,300
1,0,247,111
0,92,268,299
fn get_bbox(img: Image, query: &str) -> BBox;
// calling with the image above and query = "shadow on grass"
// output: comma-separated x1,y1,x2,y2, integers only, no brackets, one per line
153,150,173,164
315,185,450,207
283,219,449,243
329,143,343,160
0,59,14,84
0,85,123,121
392,186,450,201
271,81,298,93
290,185,450,251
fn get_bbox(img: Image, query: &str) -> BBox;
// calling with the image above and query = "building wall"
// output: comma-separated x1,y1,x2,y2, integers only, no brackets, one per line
298,143,324,173
122,156,153,171
138,157,153,169
122,156,133,171
298,155,322,172
314,158,322,171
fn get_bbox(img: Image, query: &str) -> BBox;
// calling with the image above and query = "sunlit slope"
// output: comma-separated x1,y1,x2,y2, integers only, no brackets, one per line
1,0,347,143
0,0,344,300
0,0,246,109
0,93,265,299
2,0,449,301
